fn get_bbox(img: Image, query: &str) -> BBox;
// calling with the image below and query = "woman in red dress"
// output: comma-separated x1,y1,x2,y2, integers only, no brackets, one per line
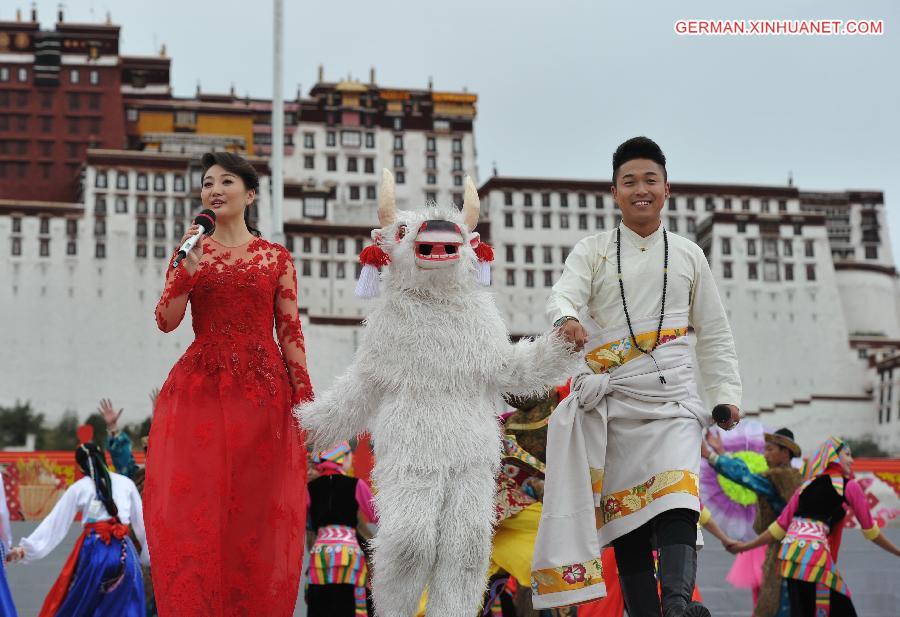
145,152,313,615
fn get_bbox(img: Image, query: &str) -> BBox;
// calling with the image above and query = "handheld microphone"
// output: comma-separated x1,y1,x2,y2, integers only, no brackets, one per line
712,404,733,425
172,209,216,268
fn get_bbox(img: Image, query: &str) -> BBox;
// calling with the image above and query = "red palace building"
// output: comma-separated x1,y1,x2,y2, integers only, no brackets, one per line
0,7,170,203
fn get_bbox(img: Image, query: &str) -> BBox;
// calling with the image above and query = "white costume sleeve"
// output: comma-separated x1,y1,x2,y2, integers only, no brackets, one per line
689,250,742,408
128,480,150,567
546,236,598,324
19,481,84,563
0,475,12,551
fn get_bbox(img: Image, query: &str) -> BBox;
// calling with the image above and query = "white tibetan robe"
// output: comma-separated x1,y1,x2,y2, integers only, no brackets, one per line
531,224,742,608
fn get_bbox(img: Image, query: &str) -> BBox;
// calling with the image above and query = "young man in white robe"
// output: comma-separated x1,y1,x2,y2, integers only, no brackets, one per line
532,137,742,617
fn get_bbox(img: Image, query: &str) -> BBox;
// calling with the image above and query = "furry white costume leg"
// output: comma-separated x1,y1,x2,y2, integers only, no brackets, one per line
370,468,442,617
426,464,496,617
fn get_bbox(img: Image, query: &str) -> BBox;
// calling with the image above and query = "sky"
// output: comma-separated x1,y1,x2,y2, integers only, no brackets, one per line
21,0,900,261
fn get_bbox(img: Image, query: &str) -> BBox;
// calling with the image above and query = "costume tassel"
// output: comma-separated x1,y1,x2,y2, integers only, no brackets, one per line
359,244,390,268
474,242,494,263
355,264,381,298
474,241,493,286
355,244,389,298
475,261,491,286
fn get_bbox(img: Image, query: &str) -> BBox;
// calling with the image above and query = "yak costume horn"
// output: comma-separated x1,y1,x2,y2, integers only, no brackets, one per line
462,176,494,285
462,176,480,231
378,168,397,228
356,169,396,299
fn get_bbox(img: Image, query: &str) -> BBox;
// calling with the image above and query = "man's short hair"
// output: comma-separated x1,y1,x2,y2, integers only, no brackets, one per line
612,136,667,184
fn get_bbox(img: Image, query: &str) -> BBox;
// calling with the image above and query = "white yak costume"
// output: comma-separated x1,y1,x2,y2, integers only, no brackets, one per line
296,170,578,617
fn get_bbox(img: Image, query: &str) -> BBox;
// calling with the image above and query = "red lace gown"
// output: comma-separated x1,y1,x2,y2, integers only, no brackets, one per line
145,237,312,616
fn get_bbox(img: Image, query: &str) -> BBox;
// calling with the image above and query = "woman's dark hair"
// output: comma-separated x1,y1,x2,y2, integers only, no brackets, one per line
75,442,118,519
200,151,262,237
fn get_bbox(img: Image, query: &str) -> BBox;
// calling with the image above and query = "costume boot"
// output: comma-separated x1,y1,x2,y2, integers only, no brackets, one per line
619,570,662,617
657,544,710,617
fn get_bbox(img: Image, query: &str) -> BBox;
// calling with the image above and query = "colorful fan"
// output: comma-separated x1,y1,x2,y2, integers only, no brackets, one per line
699,420,767,541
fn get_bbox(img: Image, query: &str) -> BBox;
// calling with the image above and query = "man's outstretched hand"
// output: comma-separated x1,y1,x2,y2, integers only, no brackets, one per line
558,319,588,352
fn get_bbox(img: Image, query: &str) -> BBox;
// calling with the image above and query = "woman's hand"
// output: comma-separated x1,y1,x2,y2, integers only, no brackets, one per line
97,398,123,434
177,224,204,276
149,387,160,412
731,529,775,554
726,541,746,555
5,547,25,563
722,537,739,552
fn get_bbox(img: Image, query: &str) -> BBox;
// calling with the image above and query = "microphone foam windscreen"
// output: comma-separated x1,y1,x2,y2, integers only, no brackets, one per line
194,209,216,233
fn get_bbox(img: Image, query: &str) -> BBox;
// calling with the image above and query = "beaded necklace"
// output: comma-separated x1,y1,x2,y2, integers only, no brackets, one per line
616,225,669,384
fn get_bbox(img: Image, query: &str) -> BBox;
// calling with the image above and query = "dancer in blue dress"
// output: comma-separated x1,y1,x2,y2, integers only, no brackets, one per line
6,437,148,617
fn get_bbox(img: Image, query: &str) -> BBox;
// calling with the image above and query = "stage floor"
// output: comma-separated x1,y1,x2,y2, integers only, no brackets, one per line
5,523,898,616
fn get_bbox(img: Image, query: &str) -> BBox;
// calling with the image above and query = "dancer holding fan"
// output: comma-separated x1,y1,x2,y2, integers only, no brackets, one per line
702,425,802,617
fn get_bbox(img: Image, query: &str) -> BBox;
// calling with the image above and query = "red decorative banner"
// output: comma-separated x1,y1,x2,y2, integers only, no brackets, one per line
843,458,900,530
1,451,897,526
1,451,145,521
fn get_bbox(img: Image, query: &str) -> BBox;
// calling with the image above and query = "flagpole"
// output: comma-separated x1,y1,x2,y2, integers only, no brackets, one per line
271,0,285,243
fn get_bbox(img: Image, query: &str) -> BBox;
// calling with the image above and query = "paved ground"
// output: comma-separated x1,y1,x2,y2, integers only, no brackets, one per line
5,521,308,617
5,523,898,616
696,528,899,617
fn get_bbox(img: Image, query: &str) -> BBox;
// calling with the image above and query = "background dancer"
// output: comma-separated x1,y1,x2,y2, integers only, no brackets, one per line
97,395,158,616
484,387,736,617
0,468,16,616
485,388,563,617
733,437,900,616
98,390,158,486
144,152,313,616
97,397,139,480
533,137,742,617
7,432,148,616
305,443,377,617
703,427,802,617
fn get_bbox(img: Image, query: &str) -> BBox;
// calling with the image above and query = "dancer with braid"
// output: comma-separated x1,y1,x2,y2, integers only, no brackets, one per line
6,427,148,616
732,437,900,617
